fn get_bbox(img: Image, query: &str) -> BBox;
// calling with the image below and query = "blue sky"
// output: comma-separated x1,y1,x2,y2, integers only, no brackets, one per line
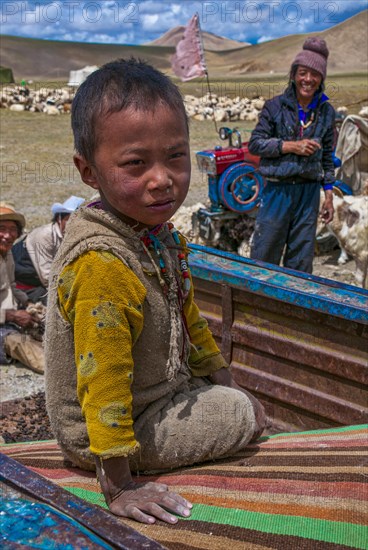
1,1,367,45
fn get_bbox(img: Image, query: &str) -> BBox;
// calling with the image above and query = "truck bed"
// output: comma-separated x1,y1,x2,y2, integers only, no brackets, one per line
188,244,368,432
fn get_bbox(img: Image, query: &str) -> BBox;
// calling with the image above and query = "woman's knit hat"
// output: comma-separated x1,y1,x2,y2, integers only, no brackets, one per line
292,37,329,80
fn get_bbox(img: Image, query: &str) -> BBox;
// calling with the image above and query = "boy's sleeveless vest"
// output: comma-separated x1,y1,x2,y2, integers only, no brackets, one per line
45,206,192,470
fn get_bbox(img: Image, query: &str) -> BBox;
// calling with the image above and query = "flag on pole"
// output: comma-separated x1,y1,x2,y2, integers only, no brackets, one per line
171,13,207,81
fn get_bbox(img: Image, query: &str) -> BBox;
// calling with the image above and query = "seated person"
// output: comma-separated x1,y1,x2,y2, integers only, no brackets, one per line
12,195,84,304
0,203,43,372
45,58,266,525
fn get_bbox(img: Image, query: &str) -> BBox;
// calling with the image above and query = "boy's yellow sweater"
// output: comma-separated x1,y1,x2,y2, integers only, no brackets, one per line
45,205,229,470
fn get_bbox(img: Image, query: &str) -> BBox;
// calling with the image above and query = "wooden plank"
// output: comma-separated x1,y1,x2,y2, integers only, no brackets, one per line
221,284,233,364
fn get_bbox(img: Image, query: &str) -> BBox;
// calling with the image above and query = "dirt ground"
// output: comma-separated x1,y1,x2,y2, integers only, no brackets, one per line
312,249,357,286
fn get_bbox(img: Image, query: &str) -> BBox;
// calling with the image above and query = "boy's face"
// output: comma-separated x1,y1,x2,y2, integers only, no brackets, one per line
75,104,191,229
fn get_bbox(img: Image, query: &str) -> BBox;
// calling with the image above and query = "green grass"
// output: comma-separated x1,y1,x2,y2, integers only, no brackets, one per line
0,110,85,228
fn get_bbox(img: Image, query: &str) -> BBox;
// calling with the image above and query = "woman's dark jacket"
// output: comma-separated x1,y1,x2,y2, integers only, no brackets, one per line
248,85,336,185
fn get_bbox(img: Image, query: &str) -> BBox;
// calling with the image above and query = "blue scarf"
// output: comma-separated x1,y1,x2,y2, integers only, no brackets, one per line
298,92,329,124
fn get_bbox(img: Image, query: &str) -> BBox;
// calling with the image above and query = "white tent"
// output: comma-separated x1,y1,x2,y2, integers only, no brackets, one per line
67,65,99,87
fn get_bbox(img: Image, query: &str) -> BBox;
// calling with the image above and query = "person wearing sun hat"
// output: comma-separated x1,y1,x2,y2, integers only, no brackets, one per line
248,37,335,274
0,202,43,368
12,195,84,304
0,202,26,234
0,202,28,323
51,195,86,217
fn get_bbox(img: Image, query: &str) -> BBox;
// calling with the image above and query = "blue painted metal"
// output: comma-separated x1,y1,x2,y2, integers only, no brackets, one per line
0,492,113,549
208,174,222,209
188,244,368,323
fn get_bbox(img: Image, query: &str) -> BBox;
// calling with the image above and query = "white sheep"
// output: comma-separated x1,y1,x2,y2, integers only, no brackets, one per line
170,203,207,243
317,188,368,288
43,105,60,116
9,104,25,112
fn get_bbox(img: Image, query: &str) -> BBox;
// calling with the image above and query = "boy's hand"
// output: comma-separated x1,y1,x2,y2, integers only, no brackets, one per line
109,480,192,524
95,454,192,524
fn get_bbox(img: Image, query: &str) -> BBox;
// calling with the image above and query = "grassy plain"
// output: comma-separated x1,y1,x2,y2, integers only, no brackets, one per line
1,74,367,230
0,110,222,228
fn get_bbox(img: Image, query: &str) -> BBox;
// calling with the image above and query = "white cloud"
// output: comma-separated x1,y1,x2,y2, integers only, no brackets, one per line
141,13,160,30
0,0,366,44
258,35,274,44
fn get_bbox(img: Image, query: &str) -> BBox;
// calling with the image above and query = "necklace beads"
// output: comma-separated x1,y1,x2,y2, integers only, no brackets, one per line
167,223,191,292
178,252,191,292
140,223,191,293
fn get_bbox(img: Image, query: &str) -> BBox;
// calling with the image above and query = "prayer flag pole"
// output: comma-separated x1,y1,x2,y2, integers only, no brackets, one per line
171,13,218,133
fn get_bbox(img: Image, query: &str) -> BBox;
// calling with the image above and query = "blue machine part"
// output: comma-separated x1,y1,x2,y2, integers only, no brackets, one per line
333,180,353,195
218,162,264,213
208,175,222,210
332,152,342,168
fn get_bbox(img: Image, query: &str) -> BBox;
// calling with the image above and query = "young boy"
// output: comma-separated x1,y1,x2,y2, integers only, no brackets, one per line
45,58,265,526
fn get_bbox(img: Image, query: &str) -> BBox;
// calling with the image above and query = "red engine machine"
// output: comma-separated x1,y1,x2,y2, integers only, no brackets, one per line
193,127,264,249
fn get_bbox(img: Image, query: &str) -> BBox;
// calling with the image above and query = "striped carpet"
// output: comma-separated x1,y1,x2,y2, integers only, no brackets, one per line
1,425,367,549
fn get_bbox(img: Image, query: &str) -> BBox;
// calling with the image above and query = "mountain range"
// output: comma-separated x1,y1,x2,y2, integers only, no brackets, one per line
1,10,367,81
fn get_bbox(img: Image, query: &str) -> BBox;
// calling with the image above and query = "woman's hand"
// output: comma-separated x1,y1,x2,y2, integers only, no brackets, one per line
95,455,192,524
320,190,334,224
282,139,321,156
109,480,192,524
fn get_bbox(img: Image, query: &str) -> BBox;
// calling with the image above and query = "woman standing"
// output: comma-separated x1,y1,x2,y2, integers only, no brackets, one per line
248,38,335,273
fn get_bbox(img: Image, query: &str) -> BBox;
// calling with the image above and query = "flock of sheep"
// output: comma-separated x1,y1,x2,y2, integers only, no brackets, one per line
0,85,73,114
1,85,265,121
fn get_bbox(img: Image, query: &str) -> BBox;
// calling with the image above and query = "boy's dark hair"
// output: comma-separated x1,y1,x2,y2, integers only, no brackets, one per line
71,58,189,163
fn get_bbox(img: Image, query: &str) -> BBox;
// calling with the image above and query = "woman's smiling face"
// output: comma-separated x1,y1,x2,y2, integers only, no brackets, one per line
294,65,323,106
75,104,191,229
